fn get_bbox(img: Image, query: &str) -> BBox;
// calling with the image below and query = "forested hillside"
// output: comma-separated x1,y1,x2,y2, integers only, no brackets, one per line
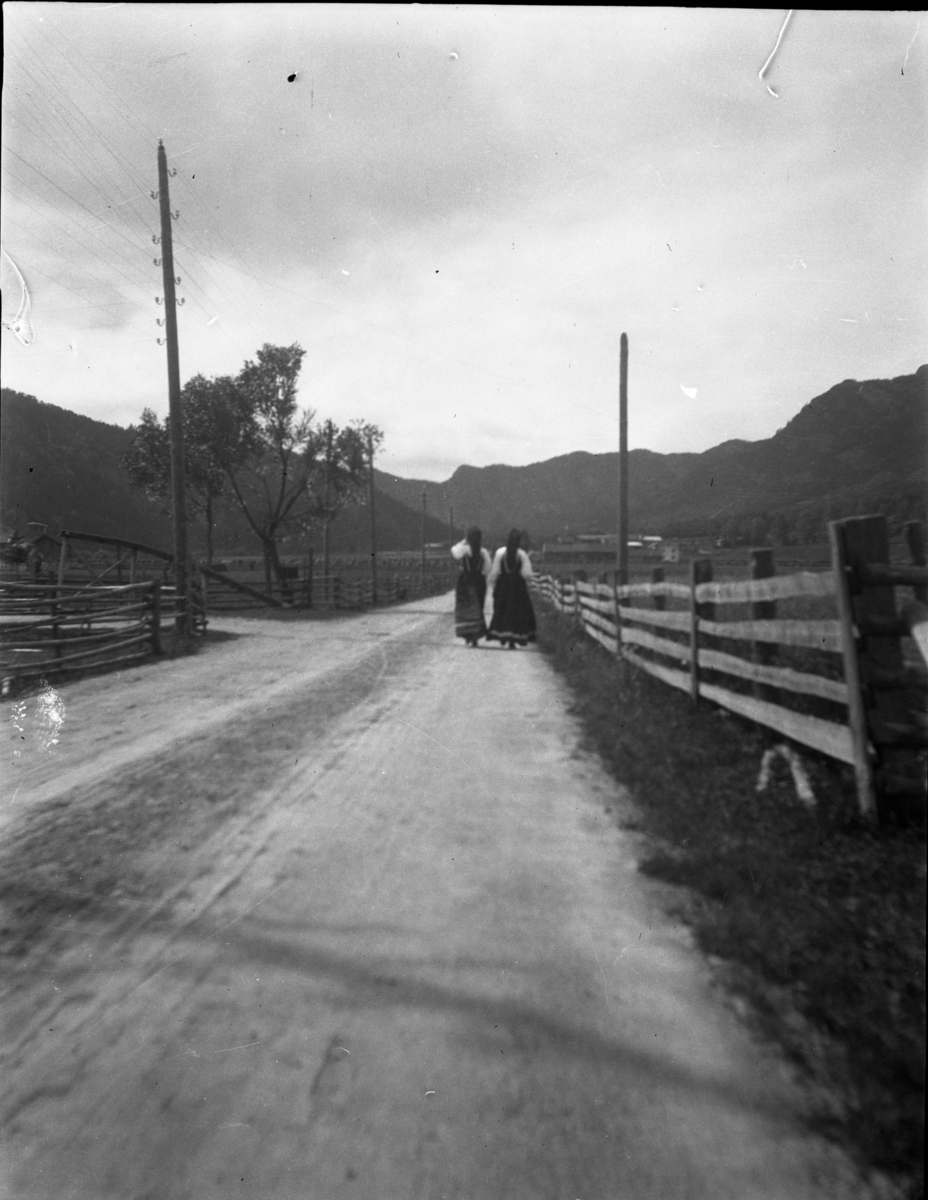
3,366,925,558
375,366,927,544
0,390,447,556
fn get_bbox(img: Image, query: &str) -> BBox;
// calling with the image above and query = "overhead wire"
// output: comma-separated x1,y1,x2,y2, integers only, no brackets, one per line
6,43,154,238
2,50,232,352
7,15,556,403
18,22,339,355
1,179,159,301
17,17,372,366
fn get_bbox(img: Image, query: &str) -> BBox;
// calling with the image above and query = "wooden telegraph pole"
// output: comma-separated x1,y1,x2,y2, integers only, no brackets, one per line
155,140,189,636
420,485,427,579
448,502,455,548
616,332,629,586
368,431,378,605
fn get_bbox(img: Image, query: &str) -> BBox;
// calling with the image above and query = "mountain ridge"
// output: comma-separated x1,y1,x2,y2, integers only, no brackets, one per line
2,366,925,556
375,366,927,544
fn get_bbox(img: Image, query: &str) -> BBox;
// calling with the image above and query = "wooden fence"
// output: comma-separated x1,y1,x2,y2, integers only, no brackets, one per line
1,581,162,691
305,572,454,612
531,515,927,823
201,564,456,612
54,531,207,634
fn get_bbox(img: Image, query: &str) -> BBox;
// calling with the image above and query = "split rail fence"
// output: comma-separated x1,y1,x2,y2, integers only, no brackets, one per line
531,515,927,823
0,580,163,691
304,571,454,612
1,527,456,691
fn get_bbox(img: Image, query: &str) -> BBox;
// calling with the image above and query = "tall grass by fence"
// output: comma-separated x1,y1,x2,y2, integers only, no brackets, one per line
532,515,927,824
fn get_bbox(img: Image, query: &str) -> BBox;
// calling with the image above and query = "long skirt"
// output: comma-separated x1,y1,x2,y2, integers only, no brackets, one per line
455,571,487,642
487,573,536,646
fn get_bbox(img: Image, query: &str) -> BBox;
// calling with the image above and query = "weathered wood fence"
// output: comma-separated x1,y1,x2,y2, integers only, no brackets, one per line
531,515,927,823
0,581,163,692
54,531,208,633
306,572,453,611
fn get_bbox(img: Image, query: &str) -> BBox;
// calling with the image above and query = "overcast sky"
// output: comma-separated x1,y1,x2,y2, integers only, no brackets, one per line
2,5,925,480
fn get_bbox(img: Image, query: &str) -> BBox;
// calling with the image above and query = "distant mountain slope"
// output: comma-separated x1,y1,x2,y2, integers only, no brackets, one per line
0,390,447,556
0,389,175,547
376,367,927,542
3,367,925,558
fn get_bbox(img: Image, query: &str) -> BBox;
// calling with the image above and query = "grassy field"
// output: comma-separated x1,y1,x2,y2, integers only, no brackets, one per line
537,606,925,1199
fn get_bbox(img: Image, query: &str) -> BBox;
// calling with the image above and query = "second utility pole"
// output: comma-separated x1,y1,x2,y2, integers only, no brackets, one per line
156,139,189,637
420,485,427,580
616,332,629,586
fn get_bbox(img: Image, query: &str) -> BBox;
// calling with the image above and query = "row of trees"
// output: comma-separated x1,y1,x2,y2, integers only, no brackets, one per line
662,490,927,548
122,343,383,591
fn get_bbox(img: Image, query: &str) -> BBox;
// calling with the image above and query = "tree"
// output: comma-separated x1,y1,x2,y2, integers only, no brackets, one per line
749,513,769,547
180,373,253,565
209,344,376,595
796,505,823,545
213,343,318,592
121,390,231,566
125,343,379,594
314,418,374,579
354,421,386,600
770,510,792,547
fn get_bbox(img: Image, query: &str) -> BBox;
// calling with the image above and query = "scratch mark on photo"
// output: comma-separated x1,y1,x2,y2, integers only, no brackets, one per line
759,10,794,97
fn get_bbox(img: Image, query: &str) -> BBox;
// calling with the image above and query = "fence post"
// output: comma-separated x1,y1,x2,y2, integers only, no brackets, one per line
690,558,713,704
150,580,162,655
905,520,927,603
829,520,878,821
57,535,68,588
50,591,62,665
614,571,624,655
304,549,314,609
651,566,665,612
751,548,778,703
574,571,585,627
199,568,208,632
829,515,920,823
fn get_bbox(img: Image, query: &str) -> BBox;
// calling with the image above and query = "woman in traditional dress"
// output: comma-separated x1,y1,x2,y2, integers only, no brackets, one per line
451,526,492,646
487,528,536,648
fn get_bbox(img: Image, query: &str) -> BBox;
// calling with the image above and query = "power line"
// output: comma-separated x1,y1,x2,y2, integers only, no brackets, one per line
7,45,154,239
1,169,157,295
4,146,154,260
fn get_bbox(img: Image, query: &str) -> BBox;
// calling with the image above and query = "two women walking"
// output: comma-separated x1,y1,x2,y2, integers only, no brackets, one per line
451,527,536,649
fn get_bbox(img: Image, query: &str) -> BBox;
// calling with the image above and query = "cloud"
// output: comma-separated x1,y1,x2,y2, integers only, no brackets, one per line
2,6,925,477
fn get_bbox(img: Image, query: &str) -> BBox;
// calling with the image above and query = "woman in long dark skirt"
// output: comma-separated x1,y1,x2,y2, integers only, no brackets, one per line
487,528,536,648
451,526,492,646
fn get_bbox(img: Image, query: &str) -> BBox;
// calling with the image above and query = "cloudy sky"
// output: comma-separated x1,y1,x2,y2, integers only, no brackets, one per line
2,5,925,479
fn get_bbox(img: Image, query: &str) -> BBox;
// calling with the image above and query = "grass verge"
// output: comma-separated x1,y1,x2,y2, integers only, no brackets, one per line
537,607,925,1199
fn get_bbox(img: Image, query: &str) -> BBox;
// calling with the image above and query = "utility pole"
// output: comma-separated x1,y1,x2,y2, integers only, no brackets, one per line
322,420,333,596
368,431,378,605
448,502,454,548
155,140,189,636
616,331,629,586
420,485,427,579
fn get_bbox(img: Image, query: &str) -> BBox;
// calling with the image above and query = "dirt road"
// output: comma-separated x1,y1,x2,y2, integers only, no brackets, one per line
1,594,871,1199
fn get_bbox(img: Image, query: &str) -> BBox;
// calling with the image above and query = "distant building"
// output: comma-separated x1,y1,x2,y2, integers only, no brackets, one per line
541,534,666,563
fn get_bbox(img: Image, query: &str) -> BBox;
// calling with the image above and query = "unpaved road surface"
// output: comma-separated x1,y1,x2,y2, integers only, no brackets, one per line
2,595,872,1199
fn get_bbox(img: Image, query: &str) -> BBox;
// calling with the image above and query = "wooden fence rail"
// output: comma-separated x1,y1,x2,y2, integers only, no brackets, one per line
531,515,927,824
1,580,161,690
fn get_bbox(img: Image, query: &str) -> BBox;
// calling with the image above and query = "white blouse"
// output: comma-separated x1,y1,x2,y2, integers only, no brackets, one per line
488,546,533,588
451,539,492,576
